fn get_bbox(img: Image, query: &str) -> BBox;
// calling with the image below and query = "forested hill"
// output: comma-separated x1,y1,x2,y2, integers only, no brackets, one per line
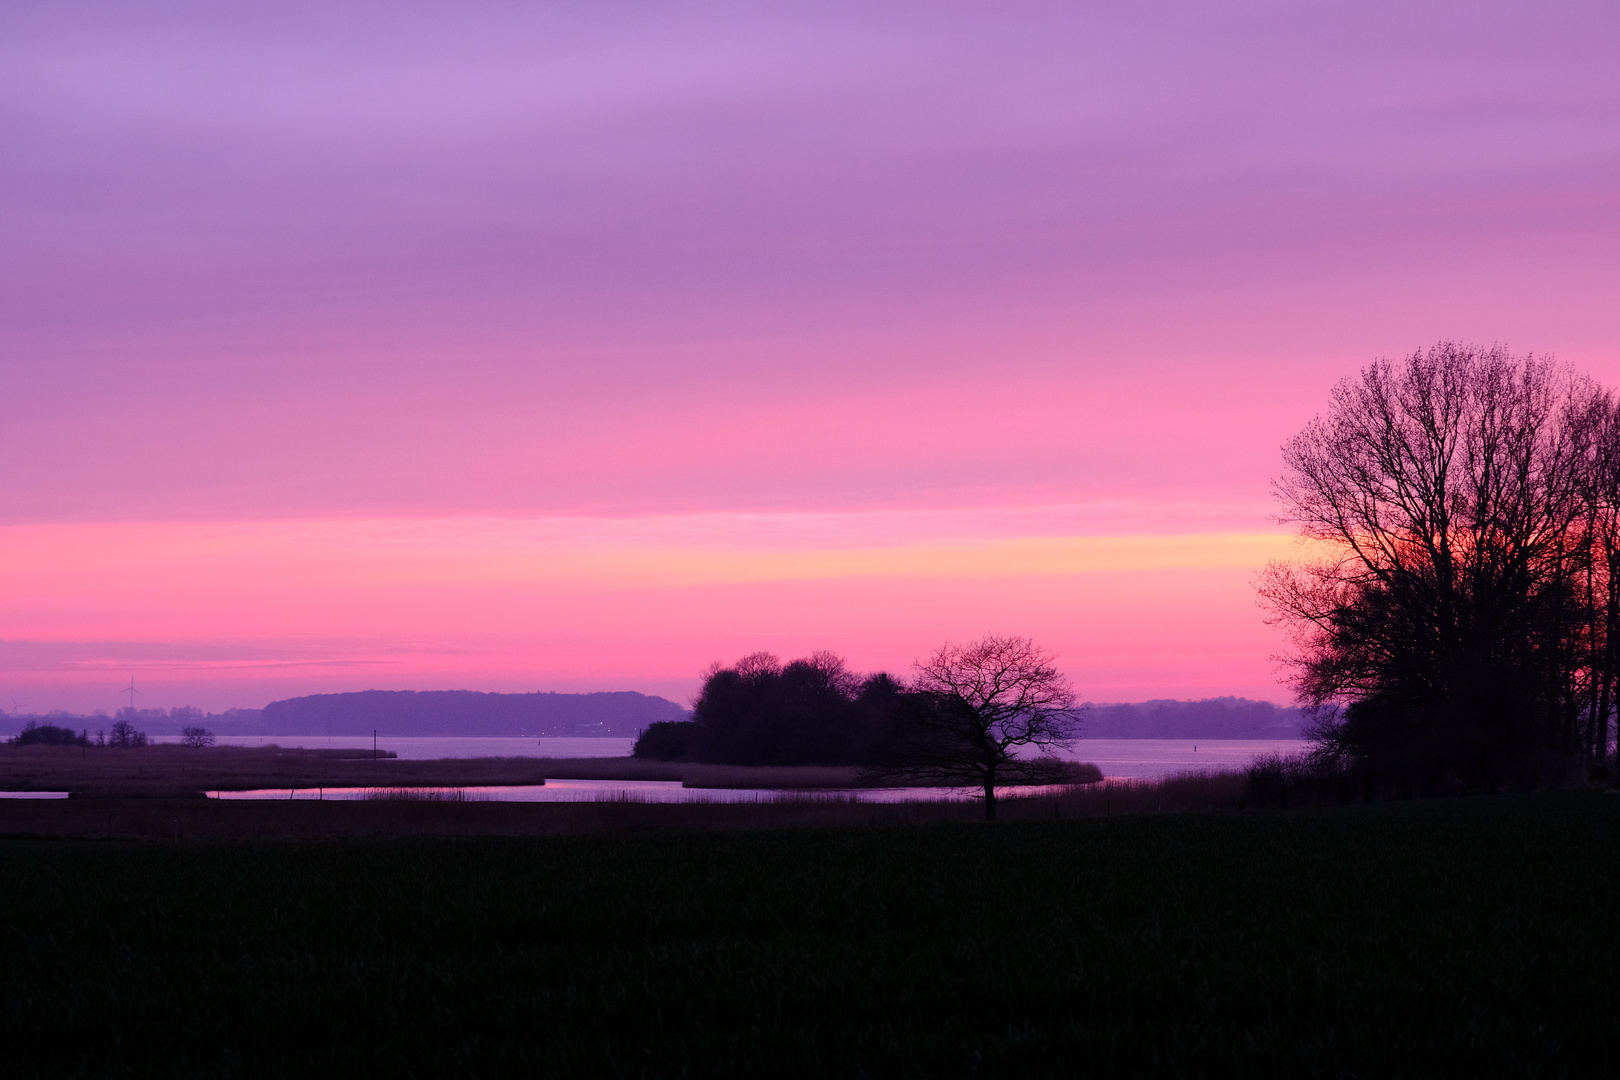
259,690,689,737
1081,697,1305,739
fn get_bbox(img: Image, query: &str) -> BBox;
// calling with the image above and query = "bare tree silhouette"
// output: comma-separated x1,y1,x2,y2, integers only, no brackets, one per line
1260,341,1620,787
875,635,1081,820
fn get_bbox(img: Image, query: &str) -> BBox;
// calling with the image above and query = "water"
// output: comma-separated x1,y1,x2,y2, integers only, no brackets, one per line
6,737,1306,801
150,734,1304,777
1078,739,1307,779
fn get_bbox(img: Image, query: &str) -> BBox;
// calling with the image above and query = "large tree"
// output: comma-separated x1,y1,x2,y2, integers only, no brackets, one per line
883,635,1080,820
1260,342,1613,786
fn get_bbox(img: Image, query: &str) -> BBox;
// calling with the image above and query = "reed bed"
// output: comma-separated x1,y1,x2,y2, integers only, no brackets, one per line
1049,769,1249,816
0,773,1232,840
0,748,1108,800
360,787,477,802
0,744,550,796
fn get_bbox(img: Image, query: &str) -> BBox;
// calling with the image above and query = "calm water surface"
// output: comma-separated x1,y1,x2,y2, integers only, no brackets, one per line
173,736,1308,802
154,734,1304,778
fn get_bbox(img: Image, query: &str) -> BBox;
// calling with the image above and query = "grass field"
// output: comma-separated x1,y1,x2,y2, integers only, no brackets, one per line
3,791,1617,1077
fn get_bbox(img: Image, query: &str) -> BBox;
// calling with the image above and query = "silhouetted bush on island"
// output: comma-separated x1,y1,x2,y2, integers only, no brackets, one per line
635,652,920,766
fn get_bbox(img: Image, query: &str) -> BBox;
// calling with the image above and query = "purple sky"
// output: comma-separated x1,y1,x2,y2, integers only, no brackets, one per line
2,2,1618,713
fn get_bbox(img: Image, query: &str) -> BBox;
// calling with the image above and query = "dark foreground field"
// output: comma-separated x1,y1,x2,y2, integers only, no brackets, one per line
3,793,1618,1077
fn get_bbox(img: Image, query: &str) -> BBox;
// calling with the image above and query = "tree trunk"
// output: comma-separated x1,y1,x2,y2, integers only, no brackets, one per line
982,777,996,821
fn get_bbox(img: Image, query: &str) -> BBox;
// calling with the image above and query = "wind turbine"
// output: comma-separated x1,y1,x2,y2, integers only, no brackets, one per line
123,676,139,712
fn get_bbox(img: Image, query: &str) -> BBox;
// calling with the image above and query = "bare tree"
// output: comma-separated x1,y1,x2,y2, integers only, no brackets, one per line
1260,342,1607,783
180,726,216,748
881,635,1081,820
107,718,148,748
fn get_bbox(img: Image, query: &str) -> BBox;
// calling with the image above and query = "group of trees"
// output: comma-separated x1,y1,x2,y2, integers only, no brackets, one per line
6,718,214,748
1262,342,1620,790
635,635,1083,818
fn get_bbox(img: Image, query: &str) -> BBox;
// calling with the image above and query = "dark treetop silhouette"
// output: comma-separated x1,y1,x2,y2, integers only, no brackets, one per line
637,651,913,768
1260,341,1620,790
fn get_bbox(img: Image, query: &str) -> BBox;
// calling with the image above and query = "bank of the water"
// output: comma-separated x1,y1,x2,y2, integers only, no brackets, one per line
207,779,1080,803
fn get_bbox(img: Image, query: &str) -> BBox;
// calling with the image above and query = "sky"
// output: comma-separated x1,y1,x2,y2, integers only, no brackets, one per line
2,1,1618,713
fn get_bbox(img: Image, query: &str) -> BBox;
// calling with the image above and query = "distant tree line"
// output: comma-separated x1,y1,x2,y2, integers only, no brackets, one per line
3,708,215,749
1261,342,1620,791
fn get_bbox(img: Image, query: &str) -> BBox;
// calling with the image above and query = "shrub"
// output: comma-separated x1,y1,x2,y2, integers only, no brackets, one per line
10,722,88,747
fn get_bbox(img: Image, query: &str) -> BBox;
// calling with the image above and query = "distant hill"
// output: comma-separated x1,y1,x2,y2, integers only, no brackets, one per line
1081,697,1305,739
257,689,689,737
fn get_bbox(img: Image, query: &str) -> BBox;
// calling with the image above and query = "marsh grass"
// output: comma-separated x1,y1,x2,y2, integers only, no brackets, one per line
2,792,1618,1076
360,787,477,802
0,744,555,796
0,772,1229,840
1244,750,1594,807
0,748,1108,800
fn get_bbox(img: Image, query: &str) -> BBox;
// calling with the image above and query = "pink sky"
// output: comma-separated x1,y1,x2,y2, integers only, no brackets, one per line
2,2,1618,713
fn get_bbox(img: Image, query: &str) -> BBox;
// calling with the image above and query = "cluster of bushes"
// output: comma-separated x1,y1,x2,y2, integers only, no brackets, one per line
635,652,924,766
9,722,89,747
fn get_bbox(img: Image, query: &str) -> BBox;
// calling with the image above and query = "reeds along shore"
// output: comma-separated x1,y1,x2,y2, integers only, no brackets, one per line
0,744,551,796
0,745,1106,796
0,770,1249,840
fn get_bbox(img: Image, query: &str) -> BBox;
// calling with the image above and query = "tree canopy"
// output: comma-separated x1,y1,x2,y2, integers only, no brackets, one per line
1261,342,1620,789
634,651,915,767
